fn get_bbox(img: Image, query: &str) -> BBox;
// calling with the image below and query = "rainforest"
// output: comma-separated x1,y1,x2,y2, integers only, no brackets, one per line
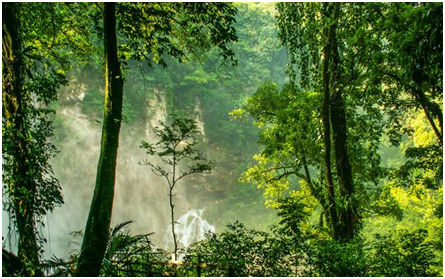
2,2,443,277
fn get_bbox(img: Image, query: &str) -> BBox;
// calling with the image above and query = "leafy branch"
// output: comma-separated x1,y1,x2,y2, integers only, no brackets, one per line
140,114,213,256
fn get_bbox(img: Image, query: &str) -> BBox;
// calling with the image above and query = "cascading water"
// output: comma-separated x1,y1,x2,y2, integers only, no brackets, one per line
163,209,215,251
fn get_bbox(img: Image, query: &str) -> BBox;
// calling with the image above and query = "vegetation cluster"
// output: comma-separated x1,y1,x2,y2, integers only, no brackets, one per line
2,2,443,277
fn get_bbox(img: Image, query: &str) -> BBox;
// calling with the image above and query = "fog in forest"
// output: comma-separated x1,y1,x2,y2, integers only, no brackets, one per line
2,2,442,277
3,2,285,258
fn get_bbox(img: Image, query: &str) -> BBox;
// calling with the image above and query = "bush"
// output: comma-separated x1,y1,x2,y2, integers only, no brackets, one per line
184,221,307,276
303,238,368,277
368,229,442,277
182,223,443,277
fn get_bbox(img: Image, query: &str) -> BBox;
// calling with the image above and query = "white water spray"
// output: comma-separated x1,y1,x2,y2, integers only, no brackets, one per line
164,209,215,251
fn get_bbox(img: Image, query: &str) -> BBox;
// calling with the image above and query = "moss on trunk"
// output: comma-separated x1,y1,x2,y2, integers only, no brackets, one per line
75,2,124,276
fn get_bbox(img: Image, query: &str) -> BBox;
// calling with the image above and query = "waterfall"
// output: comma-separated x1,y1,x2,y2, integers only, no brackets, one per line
164,208,215,251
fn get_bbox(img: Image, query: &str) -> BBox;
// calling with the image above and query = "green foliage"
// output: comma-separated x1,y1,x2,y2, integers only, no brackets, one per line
117,2,237,67
337,2,443,146
140,115,213,181
240,79,386,225
239,82,323,205
181,220,442,277
303,229,442,276
184,222,305,277
372,184,404,220
366,110,443,251
44,221,161,277
369,229,441,276
276,197,310,238
2,4,74,267
306,239,368,277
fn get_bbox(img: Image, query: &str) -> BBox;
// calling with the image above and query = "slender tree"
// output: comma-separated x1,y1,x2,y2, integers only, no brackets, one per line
75,3,123,276
140,115,213,256
76,3,237,275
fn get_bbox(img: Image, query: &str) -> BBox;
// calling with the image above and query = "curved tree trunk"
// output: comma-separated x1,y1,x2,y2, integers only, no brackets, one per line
75,2,124,276
2,3,42,276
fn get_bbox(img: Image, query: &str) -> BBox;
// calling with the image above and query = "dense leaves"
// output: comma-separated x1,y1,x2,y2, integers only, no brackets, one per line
184,222,442,277
2,3,80,274
2,2,442,277
117,2,237,67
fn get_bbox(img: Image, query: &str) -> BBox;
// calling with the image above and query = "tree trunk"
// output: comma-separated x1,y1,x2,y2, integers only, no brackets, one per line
2,248,29,276
75,2,124,276
414,89,443,145
170,186,177,257
2,3,42,276
321,3,340,241
171,158,178,256
327,2,356,242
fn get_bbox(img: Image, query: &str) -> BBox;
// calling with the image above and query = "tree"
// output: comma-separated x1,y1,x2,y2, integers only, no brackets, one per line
76,3,237,275
2,3,75,275
241,2,410,242
373,3,443,145
320,3,343,240
75,2,123,276
140,115,213,256
2,5,41,274
323,2,356,241
273,2,362,241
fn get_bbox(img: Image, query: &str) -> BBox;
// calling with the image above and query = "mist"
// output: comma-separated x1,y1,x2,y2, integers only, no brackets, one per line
3,0,284,263
43,88,229,257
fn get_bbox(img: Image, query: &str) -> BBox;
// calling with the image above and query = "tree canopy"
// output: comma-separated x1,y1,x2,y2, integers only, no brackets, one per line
2,2,442,277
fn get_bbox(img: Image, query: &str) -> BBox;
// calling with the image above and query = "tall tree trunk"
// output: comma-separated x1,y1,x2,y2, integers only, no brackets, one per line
75,3,124,276
321,3,340,241
327,2,356,242
2,3,42,276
